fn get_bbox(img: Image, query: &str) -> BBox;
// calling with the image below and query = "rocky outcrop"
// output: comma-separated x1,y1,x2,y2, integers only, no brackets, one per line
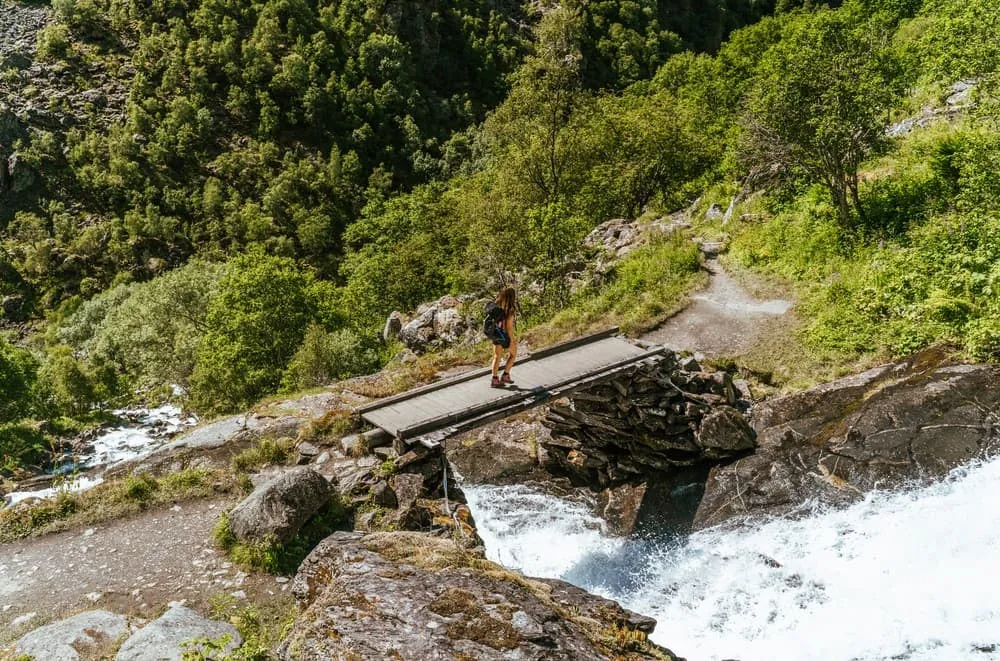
228,468,332,544
277,531,681,660
14,610,131,661
115,604,242,660
446,411,550,484
543,353,754,487
385,294,478,352
694,357,1000,528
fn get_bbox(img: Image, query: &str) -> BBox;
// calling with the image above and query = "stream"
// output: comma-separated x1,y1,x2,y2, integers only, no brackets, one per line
4,404,197,506
465,457,1000,661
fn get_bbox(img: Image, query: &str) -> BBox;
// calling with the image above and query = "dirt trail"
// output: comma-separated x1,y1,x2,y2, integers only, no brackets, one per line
642,255,793,356
0,497,281,646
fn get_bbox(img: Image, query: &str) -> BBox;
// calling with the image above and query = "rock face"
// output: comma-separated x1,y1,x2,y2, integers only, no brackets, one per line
390,294,478,352
116,604,242,661
694,358,1000,529
228,468,332,544
277,531,680,661
15,610,130,661
447,412,550,484
543,353,754,487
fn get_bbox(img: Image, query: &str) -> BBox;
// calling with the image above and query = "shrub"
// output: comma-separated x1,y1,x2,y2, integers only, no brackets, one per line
280,325,379,392
189,252,318,414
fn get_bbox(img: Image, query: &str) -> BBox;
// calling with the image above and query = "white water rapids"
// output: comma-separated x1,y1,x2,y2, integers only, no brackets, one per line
465,457,1000,661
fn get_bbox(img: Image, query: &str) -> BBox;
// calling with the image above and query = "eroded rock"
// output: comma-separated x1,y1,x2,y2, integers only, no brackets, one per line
277,531,681,660
116,605,241,661
15,610,130,661
694,358,1000,529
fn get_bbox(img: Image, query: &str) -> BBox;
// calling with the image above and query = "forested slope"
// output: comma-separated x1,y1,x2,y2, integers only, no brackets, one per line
1,0,997,472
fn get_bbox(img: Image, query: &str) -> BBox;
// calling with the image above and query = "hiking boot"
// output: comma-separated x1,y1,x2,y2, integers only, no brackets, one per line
491,375,503,388
501,372,514,385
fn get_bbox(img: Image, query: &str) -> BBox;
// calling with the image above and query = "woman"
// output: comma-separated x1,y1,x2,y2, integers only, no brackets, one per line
490,286,517,388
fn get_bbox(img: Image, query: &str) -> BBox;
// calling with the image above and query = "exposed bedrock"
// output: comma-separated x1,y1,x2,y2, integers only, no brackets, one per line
694,357,1000,529
277,531,682,661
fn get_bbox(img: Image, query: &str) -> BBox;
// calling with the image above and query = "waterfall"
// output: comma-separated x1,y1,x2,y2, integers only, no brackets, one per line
465,457,1000,661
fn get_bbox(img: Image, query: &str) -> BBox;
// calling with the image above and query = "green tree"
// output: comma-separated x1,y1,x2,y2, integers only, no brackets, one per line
740,7,903,228
189,252,317,414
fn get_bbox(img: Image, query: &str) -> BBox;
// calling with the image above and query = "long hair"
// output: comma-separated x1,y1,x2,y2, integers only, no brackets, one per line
495,286,517,317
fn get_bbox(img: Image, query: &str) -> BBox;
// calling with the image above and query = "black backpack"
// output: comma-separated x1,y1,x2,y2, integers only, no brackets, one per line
483,301,505,341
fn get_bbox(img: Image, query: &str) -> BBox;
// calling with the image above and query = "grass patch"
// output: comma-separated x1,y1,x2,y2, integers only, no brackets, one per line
524,232,707,347
230,437,296,474
213,495,349,575
0,468,234,543
296,409,360,445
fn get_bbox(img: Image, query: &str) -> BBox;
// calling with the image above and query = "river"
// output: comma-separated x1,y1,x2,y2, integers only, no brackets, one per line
465,457,1000,661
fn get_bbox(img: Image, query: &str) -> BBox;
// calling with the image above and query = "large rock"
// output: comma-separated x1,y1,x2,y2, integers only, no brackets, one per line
116,605,242,661
15,610,130,661
447,414,549,483
277,531,681,660
228,468,331,544
694,358,1000,529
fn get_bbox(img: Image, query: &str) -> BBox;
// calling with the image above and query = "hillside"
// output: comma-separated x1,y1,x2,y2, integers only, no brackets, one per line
0,0,998,476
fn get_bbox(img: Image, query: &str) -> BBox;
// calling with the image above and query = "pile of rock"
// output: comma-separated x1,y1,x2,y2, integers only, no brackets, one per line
383,294,479,352
543,353,755,488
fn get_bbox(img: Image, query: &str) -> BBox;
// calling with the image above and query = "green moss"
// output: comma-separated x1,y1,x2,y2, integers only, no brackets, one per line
213,495,349,575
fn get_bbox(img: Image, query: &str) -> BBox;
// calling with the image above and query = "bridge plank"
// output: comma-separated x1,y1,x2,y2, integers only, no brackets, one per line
361,334,655,441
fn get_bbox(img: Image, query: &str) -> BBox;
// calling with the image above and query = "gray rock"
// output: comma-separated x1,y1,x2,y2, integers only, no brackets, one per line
296,441,319,465
695,358,1000,528
277,531,679,660
16,610,130,661
371,479,397,508
116,605,241,661
228,468,331,544
390,473,424,510
339,433,363,456
382,311,403,341
696,406,756,455
705,203,724,220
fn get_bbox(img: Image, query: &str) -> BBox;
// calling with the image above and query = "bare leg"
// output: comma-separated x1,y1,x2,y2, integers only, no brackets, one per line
492,344,503,376
504,342,517,375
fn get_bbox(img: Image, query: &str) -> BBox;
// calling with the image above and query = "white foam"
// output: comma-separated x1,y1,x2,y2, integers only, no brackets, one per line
466,457,1000,661
5,475,105,506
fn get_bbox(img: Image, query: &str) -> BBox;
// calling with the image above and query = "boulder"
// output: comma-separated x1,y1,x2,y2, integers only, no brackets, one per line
695,406,756,455
447,416,548,483
15,610,130,661
277,531,681,660
694,359,1000,529
382,311,403,341
116,605,241,661
598,482,648,536
228,468,331,544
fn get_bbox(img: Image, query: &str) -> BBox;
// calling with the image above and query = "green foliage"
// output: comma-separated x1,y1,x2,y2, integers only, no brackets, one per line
0,424,49,473
57,259,228,389
535,232,705,341
280,325,379,392
740,5,903,228
37,345,106,416
189,252,318,414
0,338,40,424
35,23,71,61
214,495,348,575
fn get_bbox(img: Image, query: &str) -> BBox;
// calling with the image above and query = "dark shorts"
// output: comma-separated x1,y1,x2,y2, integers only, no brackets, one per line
492,328,510,348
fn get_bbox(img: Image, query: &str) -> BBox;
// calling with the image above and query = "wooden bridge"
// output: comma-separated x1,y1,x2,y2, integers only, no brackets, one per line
358,328,665,449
